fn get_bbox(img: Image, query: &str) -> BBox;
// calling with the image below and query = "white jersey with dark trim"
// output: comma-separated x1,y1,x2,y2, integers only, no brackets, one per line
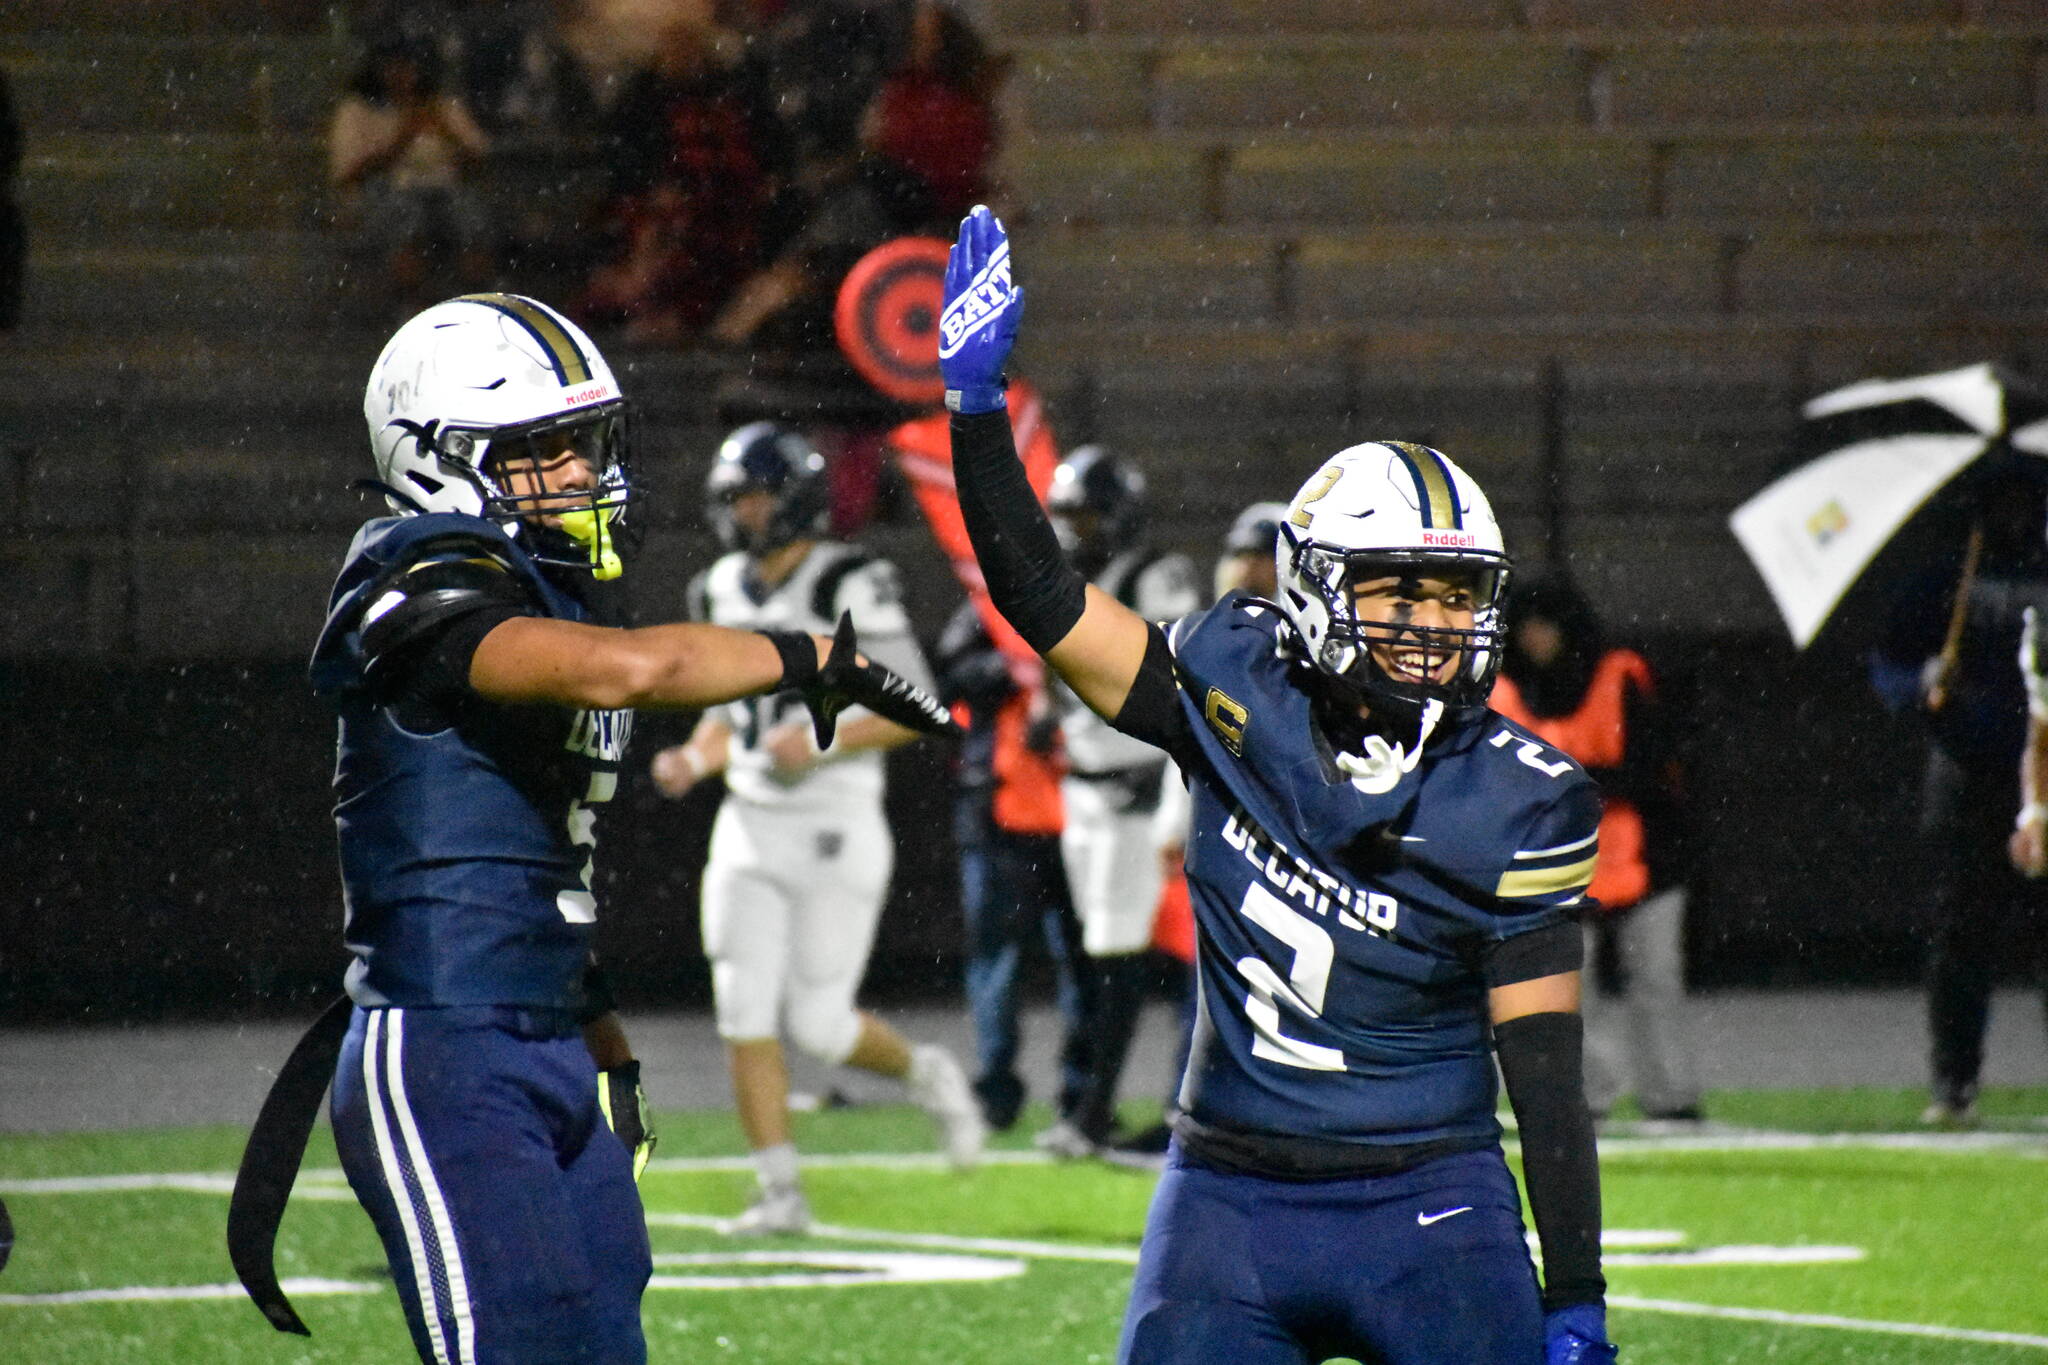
691,541,932,813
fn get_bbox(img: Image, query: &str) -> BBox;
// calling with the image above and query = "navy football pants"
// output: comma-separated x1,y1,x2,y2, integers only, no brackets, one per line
1118,1143,1543,1365
331,1006,652,1364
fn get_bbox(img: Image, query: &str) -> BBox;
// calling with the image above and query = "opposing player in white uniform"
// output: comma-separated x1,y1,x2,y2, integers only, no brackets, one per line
651,422,984,1234
1038,445,1205,1156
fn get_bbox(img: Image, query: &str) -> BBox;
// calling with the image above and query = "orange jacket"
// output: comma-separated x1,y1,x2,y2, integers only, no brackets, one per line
1490,649,1656,910
898,383,1065,836
1151,866,1195,964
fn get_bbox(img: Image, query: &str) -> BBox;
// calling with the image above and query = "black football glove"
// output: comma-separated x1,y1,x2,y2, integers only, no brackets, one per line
597,1061,656,1183
763,613,962,750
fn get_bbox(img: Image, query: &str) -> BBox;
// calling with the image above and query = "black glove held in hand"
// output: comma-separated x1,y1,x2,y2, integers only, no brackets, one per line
762,613,961,750
598,1060,656,1183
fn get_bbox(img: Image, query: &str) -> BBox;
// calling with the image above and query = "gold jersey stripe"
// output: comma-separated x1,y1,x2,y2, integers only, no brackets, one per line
456,293,593,387
1496,854,1598,900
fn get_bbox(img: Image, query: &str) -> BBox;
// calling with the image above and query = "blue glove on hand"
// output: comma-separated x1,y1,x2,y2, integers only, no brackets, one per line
1546,1305,1619,1365
940,204,1024,414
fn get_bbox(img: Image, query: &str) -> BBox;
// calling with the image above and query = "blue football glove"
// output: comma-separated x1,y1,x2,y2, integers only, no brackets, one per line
1546,1304,1619,1365
940,204,1024,414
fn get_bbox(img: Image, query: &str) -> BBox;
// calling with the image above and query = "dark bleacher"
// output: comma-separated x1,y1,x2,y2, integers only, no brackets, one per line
8,1,2048,645
982,10,2048,630
10,0,2038,1010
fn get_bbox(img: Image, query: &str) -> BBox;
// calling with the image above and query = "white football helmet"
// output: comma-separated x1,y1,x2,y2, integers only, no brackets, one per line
362,293,634,578
1274,440,1511,722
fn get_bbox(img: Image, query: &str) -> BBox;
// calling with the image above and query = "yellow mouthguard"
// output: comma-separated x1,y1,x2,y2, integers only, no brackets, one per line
558,505,622,581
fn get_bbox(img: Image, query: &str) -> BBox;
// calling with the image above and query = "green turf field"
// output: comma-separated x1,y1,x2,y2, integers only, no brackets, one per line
3,1087,2045,1363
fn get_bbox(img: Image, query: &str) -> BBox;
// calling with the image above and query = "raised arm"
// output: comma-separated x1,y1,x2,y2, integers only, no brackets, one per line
941,206,1156,724
947,412,1153,718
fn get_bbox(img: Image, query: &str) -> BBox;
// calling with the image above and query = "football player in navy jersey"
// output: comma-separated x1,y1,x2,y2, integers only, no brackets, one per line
290,293,953,1365
940,210,1619,1365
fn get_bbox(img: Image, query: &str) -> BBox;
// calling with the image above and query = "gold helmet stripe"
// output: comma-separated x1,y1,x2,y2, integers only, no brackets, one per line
456,293,594,387
1385,442,1460,531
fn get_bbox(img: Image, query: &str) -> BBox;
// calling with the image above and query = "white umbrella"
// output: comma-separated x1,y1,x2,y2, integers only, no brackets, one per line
1729,362,2048,648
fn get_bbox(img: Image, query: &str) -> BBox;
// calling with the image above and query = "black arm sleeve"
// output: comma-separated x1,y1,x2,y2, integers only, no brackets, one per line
949,409,1088,654
1481,918,1583,988
1110,622,1196,759
1495,1010,1606,1313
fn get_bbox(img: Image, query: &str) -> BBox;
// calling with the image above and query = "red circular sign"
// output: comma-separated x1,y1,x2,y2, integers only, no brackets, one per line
834,236,951,406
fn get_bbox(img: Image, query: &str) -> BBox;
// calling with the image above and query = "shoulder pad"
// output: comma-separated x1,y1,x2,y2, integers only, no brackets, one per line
810,546,879,623
360,549,533,675
698,553,750,622
1099,548,1154,610
1133,552,1204,623
685,567,715,624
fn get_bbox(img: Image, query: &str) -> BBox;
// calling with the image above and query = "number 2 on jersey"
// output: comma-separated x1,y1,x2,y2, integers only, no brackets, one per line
1236,882,1345,1071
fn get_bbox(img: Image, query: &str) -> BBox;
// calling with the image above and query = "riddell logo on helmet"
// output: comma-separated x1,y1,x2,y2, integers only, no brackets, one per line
564,385,612,406
1420,530,1477,548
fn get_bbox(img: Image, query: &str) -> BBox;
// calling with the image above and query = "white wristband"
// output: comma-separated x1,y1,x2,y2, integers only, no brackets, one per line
2018,803,2046,830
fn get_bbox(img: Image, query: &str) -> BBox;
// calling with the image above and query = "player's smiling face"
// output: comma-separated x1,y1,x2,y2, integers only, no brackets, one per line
1349,571,1478,687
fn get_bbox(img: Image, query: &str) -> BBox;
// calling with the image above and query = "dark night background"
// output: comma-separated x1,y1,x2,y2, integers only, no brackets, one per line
7,0,2045,1025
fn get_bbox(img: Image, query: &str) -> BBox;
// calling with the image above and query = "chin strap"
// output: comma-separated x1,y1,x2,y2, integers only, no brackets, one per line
1333,698,1444,795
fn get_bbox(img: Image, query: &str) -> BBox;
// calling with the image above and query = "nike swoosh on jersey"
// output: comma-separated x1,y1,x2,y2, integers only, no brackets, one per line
1417,1205,1473,1226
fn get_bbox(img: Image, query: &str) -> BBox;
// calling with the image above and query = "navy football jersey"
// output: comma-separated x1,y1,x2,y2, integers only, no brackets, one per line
1162,597,1601,1148
310,513,633,1011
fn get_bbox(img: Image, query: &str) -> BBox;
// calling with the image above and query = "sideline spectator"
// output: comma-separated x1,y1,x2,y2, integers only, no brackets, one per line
478,1,604,134
1492,569,1702,1125
1871,471,2048,1127
579,16,773,342
328,38,495,307
862,0,1004,222
706,1,1004,359
933,597,1096,1133
731,0,904,179
0,65,22,332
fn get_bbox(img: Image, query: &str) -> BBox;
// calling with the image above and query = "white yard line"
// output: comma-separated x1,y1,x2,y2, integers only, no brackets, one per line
1609,1296,2048,1350
1588,1130,2048,1159
1,1188,2041,1350
0,1278,379,1307
646,1212,1143,1264
6,1127,2040,1197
